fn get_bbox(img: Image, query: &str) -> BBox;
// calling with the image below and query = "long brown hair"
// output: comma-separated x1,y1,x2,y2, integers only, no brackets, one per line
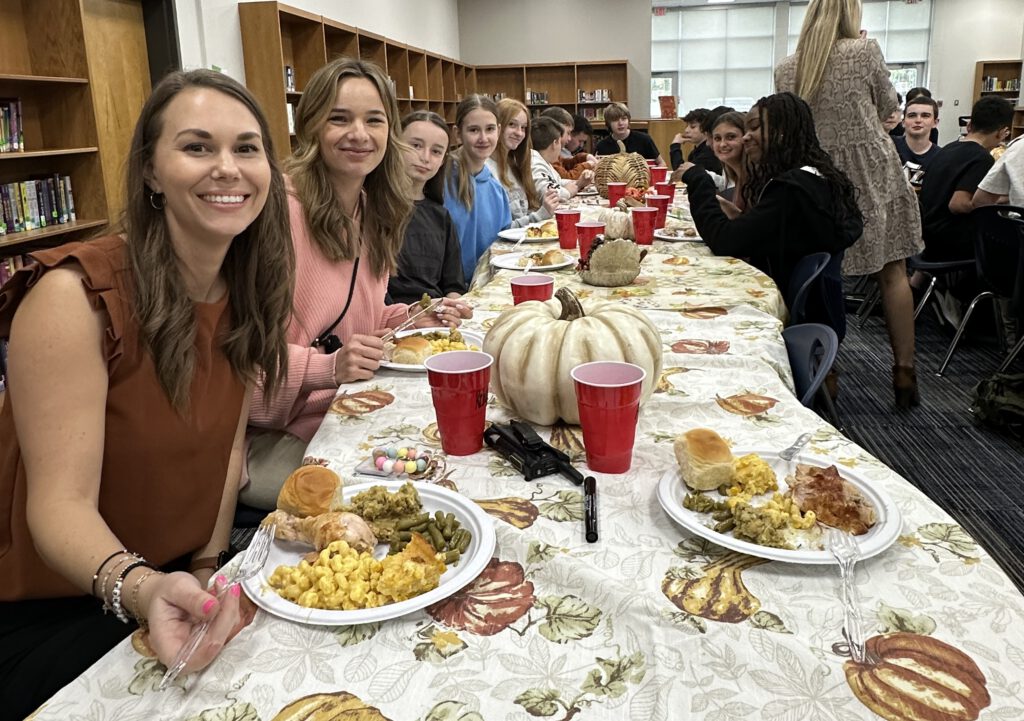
793,0,862,100
449,95,499,211
711,111,747,190
401,110,451,205
492,98,540,208
286,58,411,276
124,69,293,413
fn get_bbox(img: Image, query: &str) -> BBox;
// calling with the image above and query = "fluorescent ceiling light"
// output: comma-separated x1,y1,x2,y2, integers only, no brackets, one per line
707,0,736,3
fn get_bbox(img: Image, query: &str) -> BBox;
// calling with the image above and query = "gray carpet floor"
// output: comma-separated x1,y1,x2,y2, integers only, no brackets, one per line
837,299,1024,593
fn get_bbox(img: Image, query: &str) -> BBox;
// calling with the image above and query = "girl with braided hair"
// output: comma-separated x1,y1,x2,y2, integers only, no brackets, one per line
678,92,863,339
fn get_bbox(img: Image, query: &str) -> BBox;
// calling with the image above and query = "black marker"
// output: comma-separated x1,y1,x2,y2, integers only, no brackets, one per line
584,476,598,543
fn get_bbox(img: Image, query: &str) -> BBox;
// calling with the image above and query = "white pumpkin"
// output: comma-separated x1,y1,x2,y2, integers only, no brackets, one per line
483,288,664,425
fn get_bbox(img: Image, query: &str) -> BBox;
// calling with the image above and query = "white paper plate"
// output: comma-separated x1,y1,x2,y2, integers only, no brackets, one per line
497,223,558,243
491,251,575,272
654,228,702,242
576,188,599,196
242,481,496,626
379,328,484,372
656,449,902,564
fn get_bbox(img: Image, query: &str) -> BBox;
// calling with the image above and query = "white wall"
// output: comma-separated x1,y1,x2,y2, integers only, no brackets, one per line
175,0,461,83
457,0,652,115
926,0,1024,145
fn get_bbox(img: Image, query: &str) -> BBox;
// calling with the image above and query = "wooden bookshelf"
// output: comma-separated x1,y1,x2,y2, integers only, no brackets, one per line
1014,107,1024,140
973,60,1022,102
324,18,358,61
407,47,429,101
474,61,628,120
426,54,443,102
0,0,116,254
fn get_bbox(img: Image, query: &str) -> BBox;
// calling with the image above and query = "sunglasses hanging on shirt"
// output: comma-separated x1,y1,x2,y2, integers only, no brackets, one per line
311,257,360,354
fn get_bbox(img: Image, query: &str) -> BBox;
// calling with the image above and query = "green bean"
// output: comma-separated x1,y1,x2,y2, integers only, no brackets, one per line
443,549,461,565
714,518,735,533
434,510,445,526
717,484,731,496
711,509,732,522
395,531,412,542
427,522,446,550
455,530,471,553
396,513,430,531
449,528,466,548
410,522,429,533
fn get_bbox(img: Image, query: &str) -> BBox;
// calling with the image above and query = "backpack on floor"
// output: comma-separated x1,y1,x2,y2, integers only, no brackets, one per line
971,372,1024,440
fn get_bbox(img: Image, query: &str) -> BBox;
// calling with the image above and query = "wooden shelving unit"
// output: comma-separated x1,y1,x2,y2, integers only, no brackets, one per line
972,60,1023,140
0,0,112,255
474,61,627,122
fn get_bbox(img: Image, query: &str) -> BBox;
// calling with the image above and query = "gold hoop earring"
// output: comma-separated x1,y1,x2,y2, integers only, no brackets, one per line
149,192,165,210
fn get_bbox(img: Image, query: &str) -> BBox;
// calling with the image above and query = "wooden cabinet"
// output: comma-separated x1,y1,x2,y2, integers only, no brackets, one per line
0,0,119,254
473,61,628,122
973,59,1023,139
240,2,473,149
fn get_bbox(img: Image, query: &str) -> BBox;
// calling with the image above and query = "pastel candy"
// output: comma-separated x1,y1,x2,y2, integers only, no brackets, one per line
416,458,427,471
397,447,408,459
406,449,418,460
374,455,386,470
405,460,417,474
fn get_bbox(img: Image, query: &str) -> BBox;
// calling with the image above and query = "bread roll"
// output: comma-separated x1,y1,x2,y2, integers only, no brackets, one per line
541,249,567,265
276,465,344,517
674,428,733,491
392,335,432,365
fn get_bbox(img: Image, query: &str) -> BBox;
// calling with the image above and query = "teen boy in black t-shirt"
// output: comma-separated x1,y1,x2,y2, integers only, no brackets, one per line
594,102,663,163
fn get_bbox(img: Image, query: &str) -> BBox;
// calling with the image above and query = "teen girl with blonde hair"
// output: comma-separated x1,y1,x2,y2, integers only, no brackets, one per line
488,98,558,228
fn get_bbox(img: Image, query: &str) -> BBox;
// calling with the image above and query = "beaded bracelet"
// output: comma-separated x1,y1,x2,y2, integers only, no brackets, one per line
91,548,128,597
99,554,135,604
108,559,155,624
128,569,160,627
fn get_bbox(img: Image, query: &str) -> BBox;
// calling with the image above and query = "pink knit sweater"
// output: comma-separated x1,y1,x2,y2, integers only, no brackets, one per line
248,190,409,443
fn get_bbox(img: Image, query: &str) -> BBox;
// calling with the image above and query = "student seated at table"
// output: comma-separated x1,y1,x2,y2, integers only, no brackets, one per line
919,95,1014,263
541,106,596,183
388,111,468,304
531,116,588,201
568,113,594,156
445,94,513,283
710,111,749,210
487,99,559,229
0,70,295,719
974,134,1024,207
678,92,863,328
594,102,664,165
671,107,725,175
893,95,940,188
243,59,467,511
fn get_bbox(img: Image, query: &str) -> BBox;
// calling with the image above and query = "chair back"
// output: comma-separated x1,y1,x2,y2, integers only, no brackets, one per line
787,252,831,325
782,323,839,408
973,204,1024,298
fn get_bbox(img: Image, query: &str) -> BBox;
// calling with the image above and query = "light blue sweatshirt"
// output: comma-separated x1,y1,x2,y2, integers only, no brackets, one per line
444,160,512,283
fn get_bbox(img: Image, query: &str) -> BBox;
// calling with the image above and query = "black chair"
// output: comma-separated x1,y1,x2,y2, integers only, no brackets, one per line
783,323,841,427
787,252,830,325
997,214,1024,372
787,252,847,344
936,205,1024,376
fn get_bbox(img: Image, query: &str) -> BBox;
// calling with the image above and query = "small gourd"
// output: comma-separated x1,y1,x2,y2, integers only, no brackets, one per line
578,237,647,288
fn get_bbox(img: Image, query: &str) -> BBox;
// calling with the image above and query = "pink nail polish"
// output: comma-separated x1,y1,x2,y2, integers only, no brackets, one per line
202,598,217,615
229,583,241,598
214,574,227,585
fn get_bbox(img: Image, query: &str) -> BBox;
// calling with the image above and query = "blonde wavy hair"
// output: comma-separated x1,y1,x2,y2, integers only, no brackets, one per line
450,95,500,211
492,98,540,209
286,58,411,276
125,69,293,413
793,0,862,100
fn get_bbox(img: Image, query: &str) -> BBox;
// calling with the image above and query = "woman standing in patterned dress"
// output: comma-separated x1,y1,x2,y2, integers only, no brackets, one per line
776,0,923,409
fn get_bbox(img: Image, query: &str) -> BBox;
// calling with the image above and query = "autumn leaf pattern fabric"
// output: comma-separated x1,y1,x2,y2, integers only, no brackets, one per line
27,211,1019,721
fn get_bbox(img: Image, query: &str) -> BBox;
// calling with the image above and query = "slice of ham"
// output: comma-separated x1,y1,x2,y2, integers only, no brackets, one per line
789,464,877,535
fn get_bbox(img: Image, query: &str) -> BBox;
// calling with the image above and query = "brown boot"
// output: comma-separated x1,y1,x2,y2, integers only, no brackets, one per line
893,365,920,409
824,369,840,401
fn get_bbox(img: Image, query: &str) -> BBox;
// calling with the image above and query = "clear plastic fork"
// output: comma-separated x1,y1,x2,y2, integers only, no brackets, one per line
158,523,276,690
827,527,869,663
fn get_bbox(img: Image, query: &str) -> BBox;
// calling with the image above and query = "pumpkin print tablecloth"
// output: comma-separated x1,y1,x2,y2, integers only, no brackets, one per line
31,240,1024,721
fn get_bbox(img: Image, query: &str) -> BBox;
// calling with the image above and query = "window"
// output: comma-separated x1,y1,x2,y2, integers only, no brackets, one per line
654,0,933,116
653,5,775,115
651,74,675,117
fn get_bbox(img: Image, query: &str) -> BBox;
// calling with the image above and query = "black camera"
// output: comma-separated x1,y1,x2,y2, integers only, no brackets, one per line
484,421,583,485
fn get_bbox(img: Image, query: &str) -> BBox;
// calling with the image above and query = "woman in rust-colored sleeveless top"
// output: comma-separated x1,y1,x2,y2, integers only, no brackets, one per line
0,70,293,719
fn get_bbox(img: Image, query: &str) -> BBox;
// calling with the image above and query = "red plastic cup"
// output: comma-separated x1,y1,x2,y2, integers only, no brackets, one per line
571,361,646,473
576,221,604,259
649,166,668,184
654,182,675,203
424,351,493,456
646,194,671,229
630,207,657,245
606,182,627,207
645,159,658,167
510,274,554,304
555,209,580,250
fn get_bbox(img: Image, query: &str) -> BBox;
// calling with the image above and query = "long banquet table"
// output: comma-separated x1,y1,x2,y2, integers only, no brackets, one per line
31,223,1024,721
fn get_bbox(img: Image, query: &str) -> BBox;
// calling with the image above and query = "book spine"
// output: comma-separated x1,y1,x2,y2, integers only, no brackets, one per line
0,102,9,153
15,100,22,151
11,183,25,233
52,172,67,223
35,180,48,227
64,175,77,221
20,182,36,230
0,185,9,235
46,177,58,224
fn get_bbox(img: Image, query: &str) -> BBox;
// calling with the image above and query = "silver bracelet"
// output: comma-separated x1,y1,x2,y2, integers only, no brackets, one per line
109,559,153,624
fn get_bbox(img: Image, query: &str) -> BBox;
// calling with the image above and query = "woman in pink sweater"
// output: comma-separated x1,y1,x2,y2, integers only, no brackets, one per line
242,58,468,508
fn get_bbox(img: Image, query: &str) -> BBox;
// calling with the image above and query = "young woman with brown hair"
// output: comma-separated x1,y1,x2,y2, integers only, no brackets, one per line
487,98,558,228
0,69,294,718
242,59,466,509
